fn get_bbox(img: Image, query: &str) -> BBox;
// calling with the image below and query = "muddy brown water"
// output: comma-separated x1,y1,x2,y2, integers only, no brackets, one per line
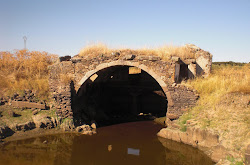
0,121,214,165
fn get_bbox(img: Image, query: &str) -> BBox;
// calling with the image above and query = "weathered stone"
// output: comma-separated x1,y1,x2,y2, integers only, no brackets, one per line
179,132,188,144
171,56,180,62
171,123,181,129
183,59,196,65
15,121,36,131
32,110,38,115
192,127,205,144
157,126,224,162
165,117,172,127
210,145,227,163
157,128,168,138
32,114,55,129
137,56,149,61
72,58,82,63
49,46,211,121
11,101,46,109
111,52,120,56
124,54,136,60
60,119,75,131
201,131,219,147
91,122,97,129
171,130,181,142
148,56,161,61
0,126,14,139
59,55,71,62
167,113,179,120
76,124,91,132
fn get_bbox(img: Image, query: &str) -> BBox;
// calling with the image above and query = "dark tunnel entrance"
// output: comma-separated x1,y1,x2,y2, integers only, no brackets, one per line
72,65,168,127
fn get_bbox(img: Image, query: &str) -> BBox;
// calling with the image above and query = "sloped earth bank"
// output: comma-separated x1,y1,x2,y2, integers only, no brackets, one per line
157,93,249,165
0,121,214,165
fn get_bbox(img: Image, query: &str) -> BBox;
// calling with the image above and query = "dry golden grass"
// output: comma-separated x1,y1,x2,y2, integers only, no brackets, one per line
184,64,249,105
79,43,197,60
0,50,58,100
179,63,250,155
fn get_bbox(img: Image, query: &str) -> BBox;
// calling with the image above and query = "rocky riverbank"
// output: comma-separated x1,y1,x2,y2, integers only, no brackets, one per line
0,104,96,142
157,119,249,165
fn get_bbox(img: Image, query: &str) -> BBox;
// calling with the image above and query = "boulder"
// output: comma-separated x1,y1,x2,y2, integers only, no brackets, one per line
32,114,55,129
60,119,75,131
0,126,14,139
15,121,36,131
76,124,91,133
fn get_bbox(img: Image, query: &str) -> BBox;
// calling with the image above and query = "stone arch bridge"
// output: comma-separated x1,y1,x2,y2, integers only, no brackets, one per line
49,47,212,126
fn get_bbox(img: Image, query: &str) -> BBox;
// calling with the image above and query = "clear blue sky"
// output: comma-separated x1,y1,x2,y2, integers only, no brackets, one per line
0,0,249,62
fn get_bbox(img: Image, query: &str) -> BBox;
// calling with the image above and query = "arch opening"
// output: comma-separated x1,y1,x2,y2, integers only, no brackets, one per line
72,65,168,126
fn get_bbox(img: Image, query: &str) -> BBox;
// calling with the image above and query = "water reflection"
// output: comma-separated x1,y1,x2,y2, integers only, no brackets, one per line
127,148,140,156
0,121,214,165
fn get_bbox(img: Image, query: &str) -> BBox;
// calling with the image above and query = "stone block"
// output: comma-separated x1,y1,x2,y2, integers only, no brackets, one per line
11,101,46,109
32,110,38,115
137,56,149,61
16,121,36,131
148,56,161,61
179,132,188,144
202,131,219,147
171,130,181,142
210,145,227,163
124,54,136,60
71,58,82,63
167,113,179,120
172,56,180,62
193,128,206,144
65,106,72,111
157,128,168,138
59,55,71,62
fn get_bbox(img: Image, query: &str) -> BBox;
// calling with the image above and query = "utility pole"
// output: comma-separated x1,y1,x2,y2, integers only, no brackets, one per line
23,36,27,50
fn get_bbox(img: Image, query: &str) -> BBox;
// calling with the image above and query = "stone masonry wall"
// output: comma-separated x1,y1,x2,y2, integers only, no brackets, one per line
49,47,211,122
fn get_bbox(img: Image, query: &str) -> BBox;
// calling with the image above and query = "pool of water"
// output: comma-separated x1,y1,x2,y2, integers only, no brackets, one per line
0,121,214,165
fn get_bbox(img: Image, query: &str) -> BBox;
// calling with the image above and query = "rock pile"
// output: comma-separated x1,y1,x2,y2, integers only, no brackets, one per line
0,89,45,106
0,97,8,105
10,90,43,103
0,126,14,139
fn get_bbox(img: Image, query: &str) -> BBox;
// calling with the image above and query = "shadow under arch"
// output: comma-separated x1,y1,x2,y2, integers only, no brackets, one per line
73,61,170,126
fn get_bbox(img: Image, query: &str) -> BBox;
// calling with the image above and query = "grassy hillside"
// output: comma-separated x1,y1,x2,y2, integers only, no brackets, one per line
178,63,250,156
0,50,57,101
